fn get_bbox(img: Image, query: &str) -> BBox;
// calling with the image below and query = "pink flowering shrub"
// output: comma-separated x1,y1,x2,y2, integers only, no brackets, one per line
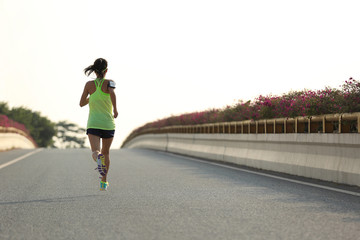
341,77,360,113
0,114,37,147
0,115,30,134
131,78,360,135
253,87,344,119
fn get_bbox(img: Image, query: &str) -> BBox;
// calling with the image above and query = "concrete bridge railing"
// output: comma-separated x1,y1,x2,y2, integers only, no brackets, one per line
122,113,360,187
0,126,37,151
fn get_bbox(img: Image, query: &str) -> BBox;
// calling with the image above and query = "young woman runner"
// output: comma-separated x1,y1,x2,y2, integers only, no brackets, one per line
79,58,118,191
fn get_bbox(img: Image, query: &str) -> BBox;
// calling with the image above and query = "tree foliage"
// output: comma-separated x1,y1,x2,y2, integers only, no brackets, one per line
0,102,87,148
0,102,56,147
53,121,86,148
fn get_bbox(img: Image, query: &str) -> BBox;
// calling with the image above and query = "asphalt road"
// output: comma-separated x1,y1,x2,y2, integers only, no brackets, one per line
0,148,359,240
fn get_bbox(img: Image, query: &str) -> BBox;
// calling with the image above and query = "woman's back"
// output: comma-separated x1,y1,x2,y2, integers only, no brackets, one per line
87,78,115,130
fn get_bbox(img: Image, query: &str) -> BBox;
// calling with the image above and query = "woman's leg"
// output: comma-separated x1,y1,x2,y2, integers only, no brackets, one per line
88,134,101,161
101,137,114,182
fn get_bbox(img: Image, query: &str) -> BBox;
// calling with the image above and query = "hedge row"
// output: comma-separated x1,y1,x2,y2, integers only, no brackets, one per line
129,78,360,137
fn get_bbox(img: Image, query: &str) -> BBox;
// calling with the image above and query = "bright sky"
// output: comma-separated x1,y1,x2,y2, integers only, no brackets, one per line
1,0,360,148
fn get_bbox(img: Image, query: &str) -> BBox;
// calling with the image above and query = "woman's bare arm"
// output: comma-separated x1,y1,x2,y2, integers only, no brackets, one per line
109,87,118,118
79,83,90,107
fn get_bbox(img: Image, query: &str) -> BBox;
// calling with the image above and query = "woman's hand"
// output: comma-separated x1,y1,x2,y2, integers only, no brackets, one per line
114,109,118,118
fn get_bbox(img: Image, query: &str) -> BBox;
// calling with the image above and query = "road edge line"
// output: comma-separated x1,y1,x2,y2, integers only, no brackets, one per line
165,152,360,197
0,148,43,170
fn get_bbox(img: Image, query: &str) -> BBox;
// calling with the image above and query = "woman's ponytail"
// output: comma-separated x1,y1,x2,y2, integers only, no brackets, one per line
84,65,95,77
84,58,108,78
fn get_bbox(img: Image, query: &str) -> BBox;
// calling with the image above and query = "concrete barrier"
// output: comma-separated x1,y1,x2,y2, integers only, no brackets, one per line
0,133,36,151
123,133,360,187
125,134,169,152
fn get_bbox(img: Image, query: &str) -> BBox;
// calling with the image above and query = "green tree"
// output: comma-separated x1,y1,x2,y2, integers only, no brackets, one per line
0,102,10,115
0,102,56,147
53,121,86,148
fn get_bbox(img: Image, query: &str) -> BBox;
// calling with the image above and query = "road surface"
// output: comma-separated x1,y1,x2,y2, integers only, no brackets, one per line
0,148,359,240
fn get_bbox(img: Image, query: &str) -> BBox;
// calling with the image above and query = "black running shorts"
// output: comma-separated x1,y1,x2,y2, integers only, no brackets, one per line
86,128,115,139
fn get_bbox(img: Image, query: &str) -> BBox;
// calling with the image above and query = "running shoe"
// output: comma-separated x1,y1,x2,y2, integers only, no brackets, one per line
100,181,109,191
96,154,107,176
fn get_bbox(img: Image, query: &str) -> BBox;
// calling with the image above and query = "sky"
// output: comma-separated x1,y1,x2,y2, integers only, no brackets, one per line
1,0,360,148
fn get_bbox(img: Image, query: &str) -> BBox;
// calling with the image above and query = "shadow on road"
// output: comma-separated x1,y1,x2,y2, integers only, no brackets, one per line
0,194,102,206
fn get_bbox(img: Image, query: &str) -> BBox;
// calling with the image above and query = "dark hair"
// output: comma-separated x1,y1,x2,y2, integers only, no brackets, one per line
84,58,108,79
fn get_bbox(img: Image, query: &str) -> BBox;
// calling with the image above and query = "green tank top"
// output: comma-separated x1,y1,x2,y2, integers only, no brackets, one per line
87,78,115,130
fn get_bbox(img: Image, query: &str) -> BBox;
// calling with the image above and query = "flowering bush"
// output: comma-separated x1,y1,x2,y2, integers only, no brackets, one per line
0,114,30,134
0,114,37,147
130,78,360,135
341,77,360,113
253,87,345,119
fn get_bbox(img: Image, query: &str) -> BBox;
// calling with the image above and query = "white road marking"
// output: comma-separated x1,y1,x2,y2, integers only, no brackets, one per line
165,152,360,197
0,148,43,170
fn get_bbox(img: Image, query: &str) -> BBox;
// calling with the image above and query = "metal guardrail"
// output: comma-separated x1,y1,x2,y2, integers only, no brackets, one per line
122,112,360,147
